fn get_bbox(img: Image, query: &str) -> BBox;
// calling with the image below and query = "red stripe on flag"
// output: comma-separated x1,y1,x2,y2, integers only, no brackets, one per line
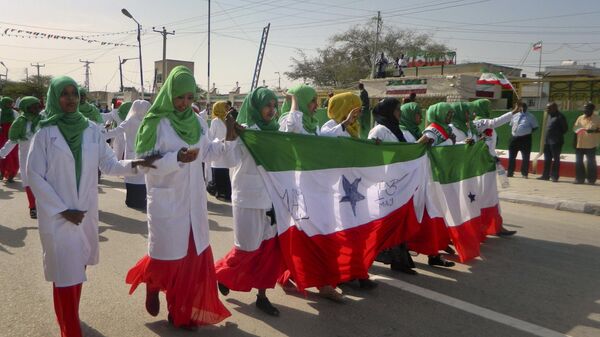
482,205,503,236
447,217,484,262
407,209,451,256
278,198,420,290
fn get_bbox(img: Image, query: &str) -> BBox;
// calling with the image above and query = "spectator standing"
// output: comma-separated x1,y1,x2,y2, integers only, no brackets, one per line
573,102,600,184
507,103,538,178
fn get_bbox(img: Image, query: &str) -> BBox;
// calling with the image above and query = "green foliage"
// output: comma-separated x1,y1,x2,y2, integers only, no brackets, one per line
0,75,52,101
285,19,449,88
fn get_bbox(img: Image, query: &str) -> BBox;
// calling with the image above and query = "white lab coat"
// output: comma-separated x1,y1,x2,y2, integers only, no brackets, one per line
473,111,513,157
103,116,146,184
320,119,351,138
279,110,320,135
139,116,231,260
27,122,137,287
449,125,475,144
0,120,36,187
368,124,403,142
103,109,126,160
209,118,228,169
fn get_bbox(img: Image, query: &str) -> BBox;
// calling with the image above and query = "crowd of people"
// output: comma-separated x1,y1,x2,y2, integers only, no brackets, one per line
0,65,599,336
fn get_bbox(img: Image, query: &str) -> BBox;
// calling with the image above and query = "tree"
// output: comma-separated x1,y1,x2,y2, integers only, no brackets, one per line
1,75,52,101
285,19,450,88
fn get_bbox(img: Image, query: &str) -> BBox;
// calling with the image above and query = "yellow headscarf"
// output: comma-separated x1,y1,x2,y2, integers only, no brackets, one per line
212,100,228,120
327,92,361,138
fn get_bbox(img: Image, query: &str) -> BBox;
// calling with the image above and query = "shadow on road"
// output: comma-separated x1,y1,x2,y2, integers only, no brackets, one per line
0,224,37,255
144,320,259,337
209,219,233,232
81,322,107,337
370,234,600,336
98,210,148,240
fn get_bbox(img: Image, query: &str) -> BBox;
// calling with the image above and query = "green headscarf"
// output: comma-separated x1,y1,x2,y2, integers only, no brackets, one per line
136,66,201,155
470,99,491,120
117,101,133,121
279,84,318,134
1,97,15,124
450,102,477,136
236,87,279,131
8,96,42,141
426,102,453,134
40,76,90,189
399,102,422,140
78,87,103,124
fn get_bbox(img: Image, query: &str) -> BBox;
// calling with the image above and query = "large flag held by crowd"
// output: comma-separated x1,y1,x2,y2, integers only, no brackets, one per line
240,130,502,290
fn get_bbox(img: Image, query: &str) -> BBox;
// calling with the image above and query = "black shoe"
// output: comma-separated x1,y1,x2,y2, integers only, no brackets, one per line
428,255,455,268
551,178,559,183
587,181,596,185
391,262,417,275
256,296,279,316
506,173,514,178
573,180,584,185
522,175,528,179
443,246,456,255
168,313,198,330
218,282,230,296
6,176,14,183
537,176,549,181
145,289,160,317
358,278,378,290
497,228,517,236
29,208,37,219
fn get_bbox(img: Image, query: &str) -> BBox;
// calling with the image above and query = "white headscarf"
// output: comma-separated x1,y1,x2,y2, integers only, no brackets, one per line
126,99,151,122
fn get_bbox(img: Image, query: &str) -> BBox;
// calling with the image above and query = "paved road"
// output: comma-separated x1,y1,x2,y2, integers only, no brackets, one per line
1,177,599,337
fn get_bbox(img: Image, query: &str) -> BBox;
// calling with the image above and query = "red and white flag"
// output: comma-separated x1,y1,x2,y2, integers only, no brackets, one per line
533,41,542,51
477,72,515,90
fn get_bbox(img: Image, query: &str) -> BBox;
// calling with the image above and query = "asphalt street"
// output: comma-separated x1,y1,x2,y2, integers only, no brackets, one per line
0,176,598,337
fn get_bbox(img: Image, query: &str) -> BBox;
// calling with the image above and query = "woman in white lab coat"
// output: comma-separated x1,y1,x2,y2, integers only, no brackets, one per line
103,100,151,209
208,100,232,201
319,92,362,139
0,96,19,182
125,66,233,329
0,96,43,218
102,101,131,160
215,87,286,316
278,84,320,135
27,76,155,337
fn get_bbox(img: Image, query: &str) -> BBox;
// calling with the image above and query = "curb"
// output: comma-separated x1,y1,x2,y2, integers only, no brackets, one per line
499,192,600,216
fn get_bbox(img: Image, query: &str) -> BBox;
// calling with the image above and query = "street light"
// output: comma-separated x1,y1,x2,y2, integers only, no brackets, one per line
121,8,144,98
119,56,139,93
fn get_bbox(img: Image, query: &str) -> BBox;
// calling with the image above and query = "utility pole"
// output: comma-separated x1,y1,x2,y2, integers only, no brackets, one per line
275,72,281,89
31,62,45,96
79,59,94,90
370,11,382,79
25,68,28,82
152,26,175,85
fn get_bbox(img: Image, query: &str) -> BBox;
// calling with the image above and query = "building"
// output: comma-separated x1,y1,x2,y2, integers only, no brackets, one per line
154,59,195,90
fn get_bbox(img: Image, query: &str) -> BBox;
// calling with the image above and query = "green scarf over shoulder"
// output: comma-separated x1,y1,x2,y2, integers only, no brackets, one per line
8,96,41,141
40,76,90,188
136,66,201,154
236,87,279,131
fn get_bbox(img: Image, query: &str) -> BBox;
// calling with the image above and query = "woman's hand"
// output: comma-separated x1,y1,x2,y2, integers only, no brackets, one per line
225,113,243,140
465,138,475,145
449,133,456,144
61,210,86,225
177,147,199,163
132,154,162,169
342,107,361,127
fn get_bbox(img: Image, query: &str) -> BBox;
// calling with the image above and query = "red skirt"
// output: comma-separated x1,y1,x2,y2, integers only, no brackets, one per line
126,234,231,328
215,236,287,292
0,123,18,178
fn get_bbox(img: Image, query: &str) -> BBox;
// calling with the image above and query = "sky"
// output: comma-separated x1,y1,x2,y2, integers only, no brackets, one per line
1,0,599,94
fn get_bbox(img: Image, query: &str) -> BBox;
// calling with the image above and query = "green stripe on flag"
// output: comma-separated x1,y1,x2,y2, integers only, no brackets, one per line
428,142,496,184
239,129,427,172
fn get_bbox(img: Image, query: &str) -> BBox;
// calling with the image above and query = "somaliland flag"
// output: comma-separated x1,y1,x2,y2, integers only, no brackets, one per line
477,72,514,90
426,142,502,262
240,130,428,290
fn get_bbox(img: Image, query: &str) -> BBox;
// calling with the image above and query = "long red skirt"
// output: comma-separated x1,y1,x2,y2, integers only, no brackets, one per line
126,234,231,328
0,123,19,179
215,236,287,292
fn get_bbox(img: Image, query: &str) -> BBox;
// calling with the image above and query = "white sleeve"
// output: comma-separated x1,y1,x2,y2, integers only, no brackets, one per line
26,131,69,216
103,121,126,140
367,126,381,140
198,118,234,163
320,120,347,138
101,111,115,123
209,119,227,141
0,140,17,158
97,130,137,176
279,110,302,133
474,111,513,132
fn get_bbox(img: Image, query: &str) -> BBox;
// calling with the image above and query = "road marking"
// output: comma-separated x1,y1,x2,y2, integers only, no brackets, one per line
371,275,570,337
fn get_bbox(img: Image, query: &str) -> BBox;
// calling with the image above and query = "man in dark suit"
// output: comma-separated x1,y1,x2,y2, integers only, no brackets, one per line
538,102,568,182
